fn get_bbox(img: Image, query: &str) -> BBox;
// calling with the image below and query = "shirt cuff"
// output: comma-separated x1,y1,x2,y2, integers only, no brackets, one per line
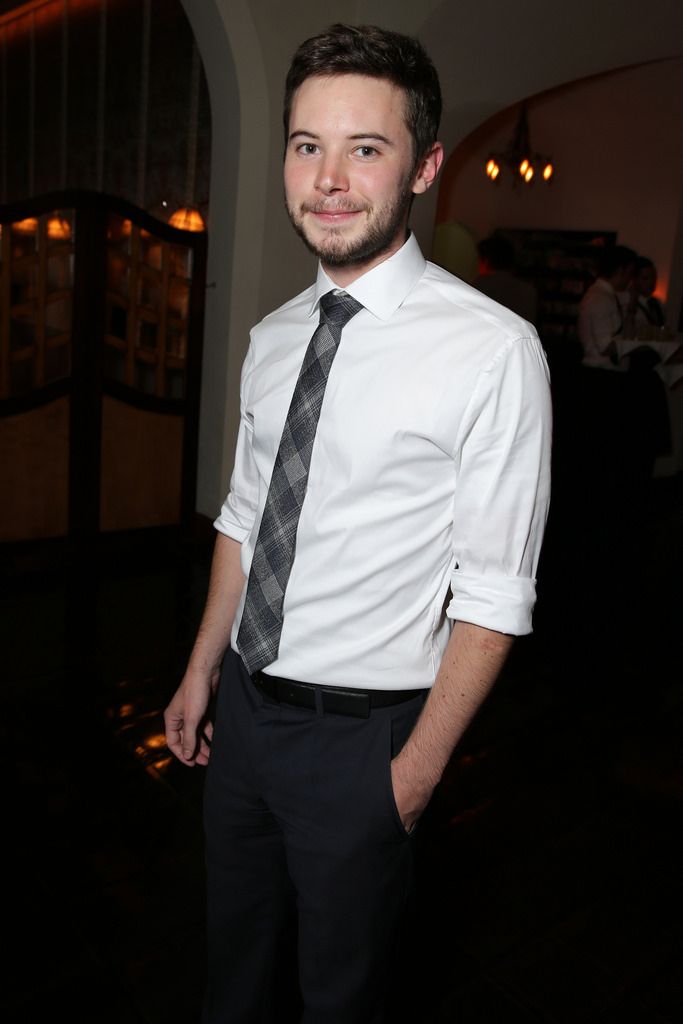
447,572,537,636
213,508,251,544
213,520,250,544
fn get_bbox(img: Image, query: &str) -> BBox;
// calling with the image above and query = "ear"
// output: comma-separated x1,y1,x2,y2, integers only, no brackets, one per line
411,142,444,195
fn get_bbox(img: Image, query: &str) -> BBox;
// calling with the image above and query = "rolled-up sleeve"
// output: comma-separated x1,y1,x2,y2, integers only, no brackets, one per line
447,333,552,635
213,343,259,542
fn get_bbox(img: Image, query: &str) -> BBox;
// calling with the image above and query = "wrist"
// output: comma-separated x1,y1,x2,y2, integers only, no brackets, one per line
184,655,222,689
391,752,437,806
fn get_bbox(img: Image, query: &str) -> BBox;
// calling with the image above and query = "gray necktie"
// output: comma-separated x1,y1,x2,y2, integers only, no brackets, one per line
237,290,363,675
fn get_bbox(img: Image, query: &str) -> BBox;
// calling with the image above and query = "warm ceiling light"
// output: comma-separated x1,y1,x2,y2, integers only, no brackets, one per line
483,103,553,187
485,159,500,181
169,207,206,232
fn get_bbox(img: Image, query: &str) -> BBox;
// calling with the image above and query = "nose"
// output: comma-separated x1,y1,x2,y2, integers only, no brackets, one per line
315,152,349,195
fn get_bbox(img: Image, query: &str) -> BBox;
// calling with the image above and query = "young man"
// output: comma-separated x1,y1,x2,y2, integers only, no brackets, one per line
165,24,551,1024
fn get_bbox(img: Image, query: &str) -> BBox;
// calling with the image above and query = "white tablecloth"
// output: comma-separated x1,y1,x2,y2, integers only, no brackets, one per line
616,334,683,395
615,335,682,369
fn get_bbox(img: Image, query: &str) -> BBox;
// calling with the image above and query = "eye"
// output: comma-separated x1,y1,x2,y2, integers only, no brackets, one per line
356,145,378,158
297,142,319,155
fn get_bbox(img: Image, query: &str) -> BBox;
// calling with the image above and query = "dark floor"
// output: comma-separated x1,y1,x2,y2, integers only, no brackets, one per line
2,469,682,1023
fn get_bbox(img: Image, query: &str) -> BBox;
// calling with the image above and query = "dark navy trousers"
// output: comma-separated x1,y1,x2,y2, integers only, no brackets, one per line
202,647,426,1024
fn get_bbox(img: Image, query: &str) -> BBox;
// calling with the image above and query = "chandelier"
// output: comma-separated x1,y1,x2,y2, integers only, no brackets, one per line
485,103,553,185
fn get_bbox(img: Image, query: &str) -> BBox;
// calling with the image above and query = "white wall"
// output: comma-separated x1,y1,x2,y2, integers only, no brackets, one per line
180,0,261,518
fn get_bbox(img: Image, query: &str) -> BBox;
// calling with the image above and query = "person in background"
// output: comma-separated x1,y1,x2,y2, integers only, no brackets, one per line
629,256,666,331
578,244,637,368
472,234,538,325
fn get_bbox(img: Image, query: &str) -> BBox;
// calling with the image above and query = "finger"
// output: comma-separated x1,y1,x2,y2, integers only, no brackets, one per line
164,706,189,758
179,719,198,762
167,733,192,763
195,733,212,766
165,711,194,764
164,721,184,760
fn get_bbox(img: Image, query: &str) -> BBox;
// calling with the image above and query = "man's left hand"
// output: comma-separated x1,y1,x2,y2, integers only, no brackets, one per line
390,757,433,833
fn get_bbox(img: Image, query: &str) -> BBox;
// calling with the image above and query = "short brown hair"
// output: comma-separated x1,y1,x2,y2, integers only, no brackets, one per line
283,24,442,171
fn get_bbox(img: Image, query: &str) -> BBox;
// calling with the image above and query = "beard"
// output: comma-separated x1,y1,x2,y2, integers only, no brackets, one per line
285,178,415,269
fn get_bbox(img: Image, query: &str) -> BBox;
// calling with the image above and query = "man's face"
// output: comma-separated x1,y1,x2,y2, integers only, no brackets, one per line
636,265,656,297
613,263,634,292
284,74,439,285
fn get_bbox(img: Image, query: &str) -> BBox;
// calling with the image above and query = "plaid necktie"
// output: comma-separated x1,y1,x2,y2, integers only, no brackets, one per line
237,290,363,675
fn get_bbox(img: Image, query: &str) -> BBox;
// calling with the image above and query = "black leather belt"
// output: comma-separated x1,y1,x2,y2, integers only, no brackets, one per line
252,671,427,719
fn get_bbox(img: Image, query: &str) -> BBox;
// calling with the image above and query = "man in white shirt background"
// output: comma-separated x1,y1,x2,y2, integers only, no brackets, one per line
164,23,551,1024
578,244,637,368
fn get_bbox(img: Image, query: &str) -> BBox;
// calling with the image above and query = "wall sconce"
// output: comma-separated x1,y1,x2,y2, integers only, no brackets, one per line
484,103,553,186
169,207,206,232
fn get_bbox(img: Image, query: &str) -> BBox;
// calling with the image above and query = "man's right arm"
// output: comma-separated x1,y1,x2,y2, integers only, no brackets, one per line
164,532,245,766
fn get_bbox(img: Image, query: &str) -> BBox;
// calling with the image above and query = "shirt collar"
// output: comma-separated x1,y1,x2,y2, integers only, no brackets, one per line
308,232,426,322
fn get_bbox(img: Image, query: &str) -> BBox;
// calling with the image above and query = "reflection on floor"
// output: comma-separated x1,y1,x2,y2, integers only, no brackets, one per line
2,474,682,1023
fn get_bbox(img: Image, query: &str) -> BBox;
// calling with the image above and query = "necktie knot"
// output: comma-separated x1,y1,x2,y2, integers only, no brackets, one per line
319,290,363,330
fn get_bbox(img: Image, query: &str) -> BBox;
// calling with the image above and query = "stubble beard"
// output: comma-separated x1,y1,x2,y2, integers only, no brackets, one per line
285,178,415,269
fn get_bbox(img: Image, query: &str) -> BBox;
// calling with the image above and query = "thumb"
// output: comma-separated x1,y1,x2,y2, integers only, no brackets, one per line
182,719,198,761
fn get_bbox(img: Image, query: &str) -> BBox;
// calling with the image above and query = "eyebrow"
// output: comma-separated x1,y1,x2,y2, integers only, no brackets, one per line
347,133,393,146
288,130,394,146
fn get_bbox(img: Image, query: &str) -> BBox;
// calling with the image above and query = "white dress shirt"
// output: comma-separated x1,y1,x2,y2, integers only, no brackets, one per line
578,278,628,369
215,234,552,689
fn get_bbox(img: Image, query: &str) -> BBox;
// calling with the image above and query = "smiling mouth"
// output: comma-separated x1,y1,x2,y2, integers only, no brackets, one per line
304,207,367,231
303,202,367,217
312,210,360,222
